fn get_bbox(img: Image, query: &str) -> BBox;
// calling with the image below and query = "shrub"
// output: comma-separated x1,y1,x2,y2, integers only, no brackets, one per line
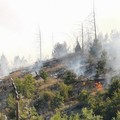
62,70,76,84
14,75,35,98
39,70,48,82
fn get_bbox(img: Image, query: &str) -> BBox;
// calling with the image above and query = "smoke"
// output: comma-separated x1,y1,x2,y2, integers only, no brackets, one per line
0,55,29,78
52,42,69,59
62,52,86,76
0,53,43,78
0,54,9,77
13,56,28,70
93,31,120,79
32,60,43,74
62,30,120,81
100,31,120,73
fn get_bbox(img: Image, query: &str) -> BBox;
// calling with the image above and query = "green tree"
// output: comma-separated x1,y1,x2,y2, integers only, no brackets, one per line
7,94,16,119
59,82,72,101
50,112,67,120
34,90,55,110
72,113,80,120
21,107,43,120
39,70,48,82
86,39,102,75
88,93,107,118
78,90,89,105
14,75,35,98
63,70,76,84
106,76,120,98
80,108,103,120
113,111,120,120
87,77,120,120
104,89,120,120
23,75,35,98
89,39,102,59
95,50,107,78
51,91,64,109
15,78,24,94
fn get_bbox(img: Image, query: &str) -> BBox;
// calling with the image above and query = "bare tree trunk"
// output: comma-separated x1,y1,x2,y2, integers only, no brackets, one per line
16,101,20,120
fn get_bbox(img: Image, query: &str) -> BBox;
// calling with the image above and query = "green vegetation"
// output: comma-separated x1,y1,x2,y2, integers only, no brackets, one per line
50,108,103,120
34,82,72,112
96,50,107,77
62,70,76,84
86,38,107,78
3,69,120,120
39,70,48,82
15,75,35,98
1,35,120,120
1,67,119,120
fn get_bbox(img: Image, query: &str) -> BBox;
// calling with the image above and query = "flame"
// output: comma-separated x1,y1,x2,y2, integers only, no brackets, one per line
95,82,103,91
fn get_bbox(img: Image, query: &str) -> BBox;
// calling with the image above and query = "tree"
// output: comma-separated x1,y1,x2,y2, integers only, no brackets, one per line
58,82,72,101
7,94,43,120
39,70,48,82
80,108,103,120
88,93,107,118
0,113,7,120
85,38,103,76
72,113,80,120
13,56,21,69
62,70,76,84
24,75,35,98
74,40,81,53
78,90,89,104
7,94,16,119
106,76,120,98
13,56,27,69
50,112,66,120
89,39,102,59
52,42,69,58
95,50,107,77
113,111,120,120
0,54,9,76
87,77,120,120
51,91,64,109
34,90,55,111
14,75,35,98
21,107,43,120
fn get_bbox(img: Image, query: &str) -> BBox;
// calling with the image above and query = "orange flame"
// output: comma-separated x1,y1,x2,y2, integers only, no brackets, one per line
95,82,103,91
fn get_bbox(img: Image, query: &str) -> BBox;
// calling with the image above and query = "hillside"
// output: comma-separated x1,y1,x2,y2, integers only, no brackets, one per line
0,44,120,120
0,52,113,120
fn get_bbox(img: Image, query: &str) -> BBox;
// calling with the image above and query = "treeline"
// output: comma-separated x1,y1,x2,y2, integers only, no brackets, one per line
0,55,27,77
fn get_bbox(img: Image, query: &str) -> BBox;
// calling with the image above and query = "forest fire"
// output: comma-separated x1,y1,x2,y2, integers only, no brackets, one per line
95,82,103,91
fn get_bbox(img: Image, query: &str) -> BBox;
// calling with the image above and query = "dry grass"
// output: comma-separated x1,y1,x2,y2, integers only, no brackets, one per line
44,63,64,73
35,77,60,91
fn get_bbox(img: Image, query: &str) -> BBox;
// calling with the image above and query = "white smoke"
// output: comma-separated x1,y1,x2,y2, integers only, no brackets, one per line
0,55,29,78
13,56,28,70
96,30,120,84
102,30,120,74
0,54,9,77
52,42,69,59
62,53,86,76
63,30,120,79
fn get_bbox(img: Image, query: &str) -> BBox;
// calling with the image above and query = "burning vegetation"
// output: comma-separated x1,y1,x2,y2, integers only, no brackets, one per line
0,34,120,120
95,82,103,92
0,2,120,120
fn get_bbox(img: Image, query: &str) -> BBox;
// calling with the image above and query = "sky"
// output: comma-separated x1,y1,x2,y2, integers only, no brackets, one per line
0,0,120,63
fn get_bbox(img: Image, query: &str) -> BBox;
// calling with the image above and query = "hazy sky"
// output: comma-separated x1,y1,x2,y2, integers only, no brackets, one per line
0,0,120,63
